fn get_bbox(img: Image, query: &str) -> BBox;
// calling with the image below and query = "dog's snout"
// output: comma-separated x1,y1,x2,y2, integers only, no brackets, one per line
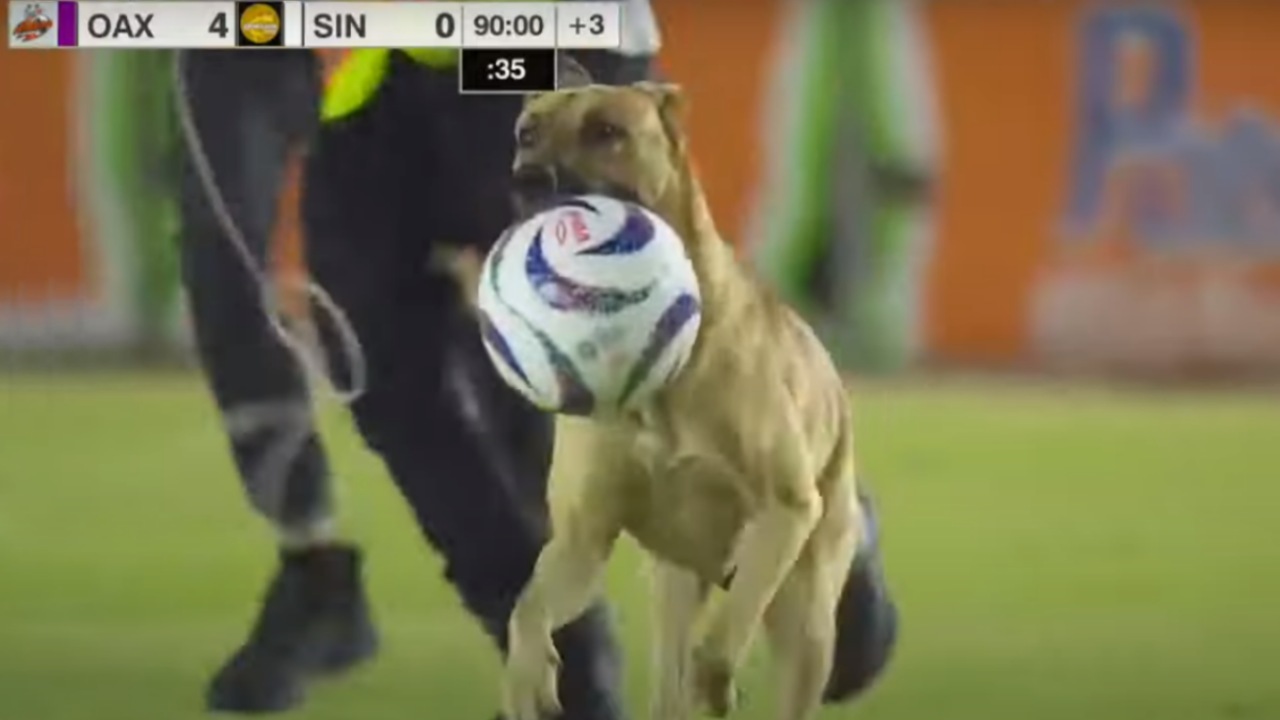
512,165,557,196
511,164,560,219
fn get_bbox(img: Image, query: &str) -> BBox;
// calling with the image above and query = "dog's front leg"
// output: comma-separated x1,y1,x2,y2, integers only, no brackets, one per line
694,442,821,716
504,509,619,720
649,560,710,720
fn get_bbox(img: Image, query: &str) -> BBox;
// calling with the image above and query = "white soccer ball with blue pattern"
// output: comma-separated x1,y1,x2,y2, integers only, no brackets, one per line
477,195,702,416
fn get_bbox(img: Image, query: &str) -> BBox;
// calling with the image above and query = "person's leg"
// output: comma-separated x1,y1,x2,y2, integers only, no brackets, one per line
822,490,899,703
304,54,623,720
173,49,376,714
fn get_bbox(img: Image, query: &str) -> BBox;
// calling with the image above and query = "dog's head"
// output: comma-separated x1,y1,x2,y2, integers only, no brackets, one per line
511,57,689,221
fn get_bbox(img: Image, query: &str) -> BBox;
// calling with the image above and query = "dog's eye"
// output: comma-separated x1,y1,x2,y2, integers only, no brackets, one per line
582,119,626,144
515,125,539,148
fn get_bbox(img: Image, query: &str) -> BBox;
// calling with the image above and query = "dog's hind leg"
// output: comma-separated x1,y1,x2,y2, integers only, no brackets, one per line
763,492,859,720
648,560,709,720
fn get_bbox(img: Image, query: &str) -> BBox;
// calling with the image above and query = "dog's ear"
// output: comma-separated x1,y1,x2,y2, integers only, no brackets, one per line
524,53,594,107
633,81,688,154
557,53,594,89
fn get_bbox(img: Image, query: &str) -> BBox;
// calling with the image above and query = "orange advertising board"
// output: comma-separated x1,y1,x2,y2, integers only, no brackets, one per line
0,51,84,304
651,0,784,245
922,1,1280,372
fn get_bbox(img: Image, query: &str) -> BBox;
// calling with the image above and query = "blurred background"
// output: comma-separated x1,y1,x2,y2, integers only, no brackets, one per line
2,1,1278,719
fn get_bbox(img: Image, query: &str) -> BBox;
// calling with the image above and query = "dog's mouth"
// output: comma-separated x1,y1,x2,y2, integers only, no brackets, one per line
511,165,644,220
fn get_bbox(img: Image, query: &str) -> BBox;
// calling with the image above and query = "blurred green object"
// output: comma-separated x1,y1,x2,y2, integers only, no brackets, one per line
753,0,841,322
100,50,184,353
754,0,937,374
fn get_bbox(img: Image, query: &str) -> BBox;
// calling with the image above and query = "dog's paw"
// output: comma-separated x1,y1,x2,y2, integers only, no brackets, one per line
692,644,738,717
502,634,562,720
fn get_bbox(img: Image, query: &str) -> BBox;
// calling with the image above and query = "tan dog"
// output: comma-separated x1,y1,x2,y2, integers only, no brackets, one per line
500,73,872,720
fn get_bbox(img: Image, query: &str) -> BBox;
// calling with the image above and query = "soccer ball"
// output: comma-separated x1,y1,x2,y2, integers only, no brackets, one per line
476,195,702,416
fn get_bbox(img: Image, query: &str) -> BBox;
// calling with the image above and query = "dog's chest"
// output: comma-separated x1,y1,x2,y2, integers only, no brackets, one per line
621,422,754,584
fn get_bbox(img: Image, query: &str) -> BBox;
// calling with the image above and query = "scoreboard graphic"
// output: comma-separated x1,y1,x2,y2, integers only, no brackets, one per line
6,1,622,50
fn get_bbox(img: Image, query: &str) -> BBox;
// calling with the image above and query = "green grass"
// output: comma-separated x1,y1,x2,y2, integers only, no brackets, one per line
1,372,1278,720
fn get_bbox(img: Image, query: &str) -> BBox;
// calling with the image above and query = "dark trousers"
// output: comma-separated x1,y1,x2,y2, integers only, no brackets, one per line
175,50,333,531
302,52,651,719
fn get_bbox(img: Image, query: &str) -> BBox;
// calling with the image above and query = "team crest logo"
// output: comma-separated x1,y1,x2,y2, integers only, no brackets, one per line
12,3,53,42
554,209,592,246
238,3,280,44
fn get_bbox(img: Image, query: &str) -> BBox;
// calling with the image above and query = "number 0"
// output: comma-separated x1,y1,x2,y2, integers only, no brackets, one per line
208,11,228,37
435,12,455,38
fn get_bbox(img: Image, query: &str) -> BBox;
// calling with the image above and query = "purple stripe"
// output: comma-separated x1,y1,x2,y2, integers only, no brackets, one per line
617,292,700,407
478,309,533,391
577,204,656,256
531,323,595,415
484,225,594,414
525,227,654,314
57,1,76,46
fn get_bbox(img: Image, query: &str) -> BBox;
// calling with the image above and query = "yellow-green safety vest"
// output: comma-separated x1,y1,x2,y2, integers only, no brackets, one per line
321,0,548,122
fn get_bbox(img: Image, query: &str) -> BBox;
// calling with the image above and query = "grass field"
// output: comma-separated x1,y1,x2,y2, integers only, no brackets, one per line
1,372,1278,720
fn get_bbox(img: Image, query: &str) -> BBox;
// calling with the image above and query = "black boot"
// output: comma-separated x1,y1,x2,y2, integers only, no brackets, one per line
823,491,899,703
206,544,379,713
550,603,628,720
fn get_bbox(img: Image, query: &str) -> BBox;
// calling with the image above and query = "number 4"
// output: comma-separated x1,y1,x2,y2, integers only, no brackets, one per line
209,11,228,38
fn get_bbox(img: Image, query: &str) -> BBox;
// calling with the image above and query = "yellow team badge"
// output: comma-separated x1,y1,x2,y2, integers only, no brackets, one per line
239,3,280,44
